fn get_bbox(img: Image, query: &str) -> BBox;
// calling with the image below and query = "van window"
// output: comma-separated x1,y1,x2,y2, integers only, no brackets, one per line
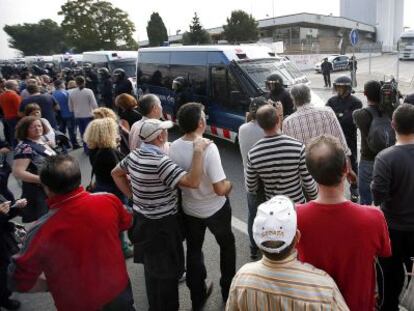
207,52,227,65
210,66,246,111
170,65,207,96
170,51,207,65
138,63,169,87
139,52,170,64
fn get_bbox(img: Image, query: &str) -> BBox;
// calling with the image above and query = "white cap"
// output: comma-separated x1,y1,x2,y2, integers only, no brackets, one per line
139,119,174,142
253,195,297,254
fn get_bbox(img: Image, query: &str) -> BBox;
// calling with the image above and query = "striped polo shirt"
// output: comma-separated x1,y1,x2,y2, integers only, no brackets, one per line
226,251,349,311
119,143,186,219
245,135,318,203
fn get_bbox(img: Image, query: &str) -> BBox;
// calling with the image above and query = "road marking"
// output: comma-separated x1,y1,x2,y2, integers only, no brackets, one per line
231,216,248,235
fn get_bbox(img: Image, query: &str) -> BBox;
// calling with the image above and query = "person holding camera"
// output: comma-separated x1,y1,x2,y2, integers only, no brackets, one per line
264,74,294,117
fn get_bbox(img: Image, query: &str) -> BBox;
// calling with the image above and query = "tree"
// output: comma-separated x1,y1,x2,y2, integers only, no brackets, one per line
3,19,67,55
146,12,168,47
182,12,211,45
223,10,259,44
59,0,137,52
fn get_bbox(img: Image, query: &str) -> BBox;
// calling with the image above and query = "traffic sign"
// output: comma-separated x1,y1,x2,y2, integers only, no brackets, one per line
349,29,359,46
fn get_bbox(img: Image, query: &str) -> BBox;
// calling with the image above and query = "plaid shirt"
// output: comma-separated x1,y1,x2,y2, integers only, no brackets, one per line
283,104,351,156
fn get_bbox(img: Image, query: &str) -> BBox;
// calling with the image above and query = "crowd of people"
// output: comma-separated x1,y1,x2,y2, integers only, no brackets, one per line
0,65,413,311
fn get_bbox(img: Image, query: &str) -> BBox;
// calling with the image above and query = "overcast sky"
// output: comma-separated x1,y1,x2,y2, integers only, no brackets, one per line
1,0,413,58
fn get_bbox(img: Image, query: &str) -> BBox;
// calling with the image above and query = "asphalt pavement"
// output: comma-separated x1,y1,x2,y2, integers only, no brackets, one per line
8,54,414,310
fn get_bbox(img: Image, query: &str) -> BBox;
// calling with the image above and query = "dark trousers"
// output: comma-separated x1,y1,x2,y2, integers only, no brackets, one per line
323,73,331,87
184,200,236,308
144,269,179,311
4,118,18,147
246,183,265,253
379,229,414,311
76,117,93,153
101,281,135,311
59,117,78,146
0,261,11,305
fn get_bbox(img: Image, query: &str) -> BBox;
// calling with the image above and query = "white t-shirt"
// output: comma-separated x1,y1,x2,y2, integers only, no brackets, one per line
41,118,56,147
169,138,227,218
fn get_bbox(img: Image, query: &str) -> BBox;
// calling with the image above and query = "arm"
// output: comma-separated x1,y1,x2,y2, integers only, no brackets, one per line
68,94,74,112
89,90,98,110
12,158,40,184
245,155,259,193
204,143,232,196
298,147,318,200
327,109,352,156
111,164,132,199
371,156,391,206
213,180,232,196
177,138,211,188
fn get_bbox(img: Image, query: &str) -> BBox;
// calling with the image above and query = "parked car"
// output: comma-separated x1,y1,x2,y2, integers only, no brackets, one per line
314,55,350,73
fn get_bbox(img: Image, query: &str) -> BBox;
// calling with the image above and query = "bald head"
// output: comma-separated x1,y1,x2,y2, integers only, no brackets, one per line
256,104,280,132
306,135,347,186
4,80,18,91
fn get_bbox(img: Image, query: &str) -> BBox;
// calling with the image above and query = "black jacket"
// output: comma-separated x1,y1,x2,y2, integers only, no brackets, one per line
266,88,295,117
0,195,20,263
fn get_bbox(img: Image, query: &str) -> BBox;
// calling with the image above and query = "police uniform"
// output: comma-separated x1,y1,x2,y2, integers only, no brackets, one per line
326,93,362,172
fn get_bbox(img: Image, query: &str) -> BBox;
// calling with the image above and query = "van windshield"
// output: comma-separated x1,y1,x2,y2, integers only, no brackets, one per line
110,59,136,78
237,59,308,91
401,37,414,46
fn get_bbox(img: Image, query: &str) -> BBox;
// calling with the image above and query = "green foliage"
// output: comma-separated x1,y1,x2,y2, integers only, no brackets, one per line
182,12,211,45
223,10,259,44
59,0,137,52
146,12,168,47
3,19,67,56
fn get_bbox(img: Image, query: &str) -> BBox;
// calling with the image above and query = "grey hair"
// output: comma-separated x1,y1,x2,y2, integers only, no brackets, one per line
290,84,311,107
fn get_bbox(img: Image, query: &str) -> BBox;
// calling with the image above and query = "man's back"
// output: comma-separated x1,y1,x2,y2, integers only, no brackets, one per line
246,135,317,203
283,104,350,155
52,89,71,118
372,144,414,230
68,87,97,118
296,201,391,311
9,188,131,311
169,139,226,218
0,90,20,119
226,252,349,311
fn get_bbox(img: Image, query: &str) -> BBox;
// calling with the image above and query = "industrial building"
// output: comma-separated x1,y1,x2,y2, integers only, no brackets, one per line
340,0,404,52
139,12,377,54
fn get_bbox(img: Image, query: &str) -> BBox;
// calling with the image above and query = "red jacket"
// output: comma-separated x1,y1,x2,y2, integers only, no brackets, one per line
8,187,132,311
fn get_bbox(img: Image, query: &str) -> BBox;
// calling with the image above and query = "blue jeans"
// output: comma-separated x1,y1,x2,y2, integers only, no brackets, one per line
358,160,374,205
76,117,93,153
59,116,78,146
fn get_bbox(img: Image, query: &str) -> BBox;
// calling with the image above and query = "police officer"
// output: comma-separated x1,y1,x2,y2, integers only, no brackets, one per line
321,57,333,88
326,76,362,202
113,68,133,97
264,74,294,117
349,56,358,87
62,67,75,84
172,76,193,115
98,67,113,109
83,63,99,95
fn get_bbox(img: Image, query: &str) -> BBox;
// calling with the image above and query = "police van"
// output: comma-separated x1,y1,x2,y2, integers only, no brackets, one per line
137,45,320,143
52,54,83,71
82,51,137,76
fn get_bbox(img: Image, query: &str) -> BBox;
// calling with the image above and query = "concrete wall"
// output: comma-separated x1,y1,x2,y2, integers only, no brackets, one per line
286,52,382,70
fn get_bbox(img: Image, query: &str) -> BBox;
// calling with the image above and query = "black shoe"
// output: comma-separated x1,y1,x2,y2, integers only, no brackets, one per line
72,144,81,150
1,299,21,310
192,280,213,311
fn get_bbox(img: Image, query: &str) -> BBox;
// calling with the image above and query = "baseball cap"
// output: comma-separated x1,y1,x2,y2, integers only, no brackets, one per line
253,195,297,254
139,119,174,143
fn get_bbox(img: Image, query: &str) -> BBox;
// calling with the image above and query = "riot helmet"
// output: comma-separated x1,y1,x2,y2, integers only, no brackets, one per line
98,67,111,78
265,74,284,92
333,76,352,96
172,76,186,91
113,68,126,81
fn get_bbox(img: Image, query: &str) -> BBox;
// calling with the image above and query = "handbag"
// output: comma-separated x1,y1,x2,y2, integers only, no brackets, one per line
399,258,414,311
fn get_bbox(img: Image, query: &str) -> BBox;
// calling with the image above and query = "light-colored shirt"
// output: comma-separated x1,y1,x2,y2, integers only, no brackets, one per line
226,251,349,311
169,138,226,218
68,87,97,118
128,116,148,150
238,120,265,168
283,104,351,156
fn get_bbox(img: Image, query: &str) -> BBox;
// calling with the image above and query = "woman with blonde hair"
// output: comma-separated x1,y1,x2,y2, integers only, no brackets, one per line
92,107,130,156
84,117,133,257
